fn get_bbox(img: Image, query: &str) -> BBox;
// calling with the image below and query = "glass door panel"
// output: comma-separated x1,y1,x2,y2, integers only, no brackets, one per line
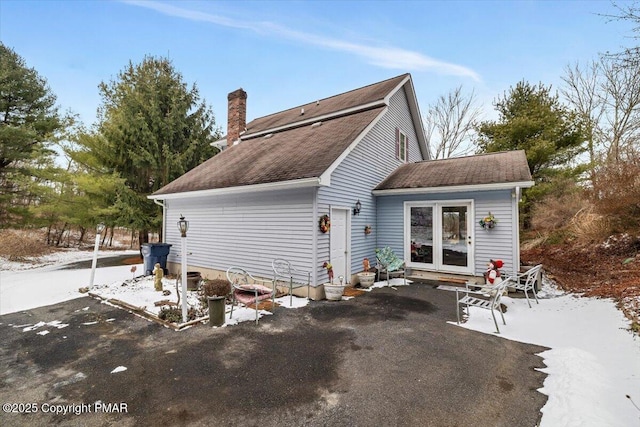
409,206,433,265
441,206,468,267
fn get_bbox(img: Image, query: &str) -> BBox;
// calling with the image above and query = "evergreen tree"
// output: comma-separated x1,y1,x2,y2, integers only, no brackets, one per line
93,56,220,242
476,81,586,226
0,43,62,226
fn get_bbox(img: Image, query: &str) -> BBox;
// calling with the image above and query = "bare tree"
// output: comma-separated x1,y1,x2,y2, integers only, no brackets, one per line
603,2,640,69
423,86,481,159
561,57,640,166
601,58,640,161
561,60,605,180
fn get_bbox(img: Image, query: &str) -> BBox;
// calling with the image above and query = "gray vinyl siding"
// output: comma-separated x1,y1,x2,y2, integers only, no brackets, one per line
164,188,315,284
317,86,424,279
473,190,516,276
376,190,516,277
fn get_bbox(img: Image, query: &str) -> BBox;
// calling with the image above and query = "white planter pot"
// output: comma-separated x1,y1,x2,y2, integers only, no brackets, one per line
324,284,345,301
357,272,376,288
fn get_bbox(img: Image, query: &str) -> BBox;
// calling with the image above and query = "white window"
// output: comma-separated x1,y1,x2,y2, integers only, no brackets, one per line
396,129,408,162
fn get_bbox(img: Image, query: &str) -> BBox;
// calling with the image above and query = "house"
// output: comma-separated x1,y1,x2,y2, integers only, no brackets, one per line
149,74,533,299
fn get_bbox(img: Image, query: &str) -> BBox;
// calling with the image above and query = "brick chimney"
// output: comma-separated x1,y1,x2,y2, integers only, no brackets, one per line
227,88,247,149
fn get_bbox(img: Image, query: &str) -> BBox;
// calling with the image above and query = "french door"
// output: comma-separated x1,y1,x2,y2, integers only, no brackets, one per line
404,201,474,274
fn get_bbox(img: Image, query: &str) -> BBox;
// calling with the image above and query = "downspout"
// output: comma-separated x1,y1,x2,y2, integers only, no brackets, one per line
312,187,318,287
153,199,166,243
513,186,521,277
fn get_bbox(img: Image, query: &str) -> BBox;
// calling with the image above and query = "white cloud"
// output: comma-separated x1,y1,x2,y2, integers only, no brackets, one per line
122,0,481,81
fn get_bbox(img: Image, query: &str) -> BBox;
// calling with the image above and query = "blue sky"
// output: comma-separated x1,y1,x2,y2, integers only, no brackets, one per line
1,0,634,131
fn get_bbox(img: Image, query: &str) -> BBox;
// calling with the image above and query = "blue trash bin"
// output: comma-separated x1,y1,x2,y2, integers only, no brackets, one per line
142,243,172,275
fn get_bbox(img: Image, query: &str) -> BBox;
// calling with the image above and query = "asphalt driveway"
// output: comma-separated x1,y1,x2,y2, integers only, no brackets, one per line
0,282,548,427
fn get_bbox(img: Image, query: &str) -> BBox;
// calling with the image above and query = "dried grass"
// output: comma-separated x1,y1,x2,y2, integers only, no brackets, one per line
0,229,53,261
530,191,588,232
568,206,612,243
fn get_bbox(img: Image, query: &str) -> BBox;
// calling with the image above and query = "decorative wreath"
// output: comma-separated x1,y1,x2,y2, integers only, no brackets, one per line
479,213,498,229
319,214,331,233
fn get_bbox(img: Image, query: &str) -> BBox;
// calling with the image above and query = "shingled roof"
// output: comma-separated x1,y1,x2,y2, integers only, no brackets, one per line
244,74,409,136
151,74,416,198
373,150,534,193
152,107,384,196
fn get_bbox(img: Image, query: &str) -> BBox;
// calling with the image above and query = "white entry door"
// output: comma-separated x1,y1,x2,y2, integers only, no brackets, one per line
330,208,350,284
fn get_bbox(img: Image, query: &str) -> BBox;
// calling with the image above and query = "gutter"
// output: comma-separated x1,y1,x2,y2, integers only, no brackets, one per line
372,181,535,196
148,177,324,201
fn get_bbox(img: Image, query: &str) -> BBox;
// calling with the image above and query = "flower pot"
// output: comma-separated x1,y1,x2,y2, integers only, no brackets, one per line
186,271,202,290
207,296,226,327
357,272,376,288
324,284,345,301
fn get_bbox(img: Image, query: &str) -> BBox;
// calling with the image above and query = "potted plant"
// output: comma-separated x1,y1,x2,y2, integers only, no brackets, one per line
322,262,345,300
356,258,376,288
201,278,231,326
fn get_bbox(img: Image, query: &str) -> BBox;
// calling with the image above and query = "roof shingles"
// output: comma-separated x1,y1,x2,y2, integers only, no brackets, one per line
374,150,532,191
245,74,407,135
154,107,385,196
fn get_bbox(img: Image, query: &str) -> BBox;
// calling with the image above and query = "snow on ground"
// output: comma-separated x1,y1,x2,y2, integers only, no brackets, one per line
2,253,640,426
1,248,139,272
0,249,310,326
0,252,141,315
88,273,310,326
455,280,640,427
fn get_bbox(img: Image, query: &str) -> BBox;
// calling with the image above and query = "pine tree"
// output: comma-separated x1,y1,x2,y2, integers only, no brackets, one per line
92,56,220,241
0,43,62,226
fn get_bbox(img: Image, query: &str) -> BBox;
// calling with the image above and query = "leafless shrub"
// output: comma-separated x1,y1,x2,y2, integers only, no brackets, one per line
201,279,231,298
568,206,612,242
0,229,53,261
530,191,590,232
592,158,640,233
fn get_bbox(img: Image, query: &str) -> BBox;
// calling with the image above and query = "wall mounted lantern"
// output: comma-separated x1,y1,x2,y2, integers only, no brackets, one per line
353,200,362,216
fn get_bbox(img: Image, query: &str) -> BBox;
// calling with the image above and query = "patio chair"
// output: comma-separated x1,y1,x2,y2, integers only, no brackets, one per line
456,277,512,334
375,247,406,286
509,264,543,308
226,267,275,324
272,259,311,306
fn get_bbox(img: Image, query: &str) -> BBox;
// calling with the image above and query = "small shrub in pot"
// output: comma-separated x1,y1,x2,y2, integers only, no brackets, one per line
202,279,231,297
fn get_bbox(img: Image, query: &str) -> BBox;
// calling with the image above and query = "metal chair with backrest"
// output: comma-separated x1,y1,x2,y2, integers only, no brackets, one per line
272,259,311,306
509,264,543,308
375,247,406,286
456,277,512,334
226,266,275,324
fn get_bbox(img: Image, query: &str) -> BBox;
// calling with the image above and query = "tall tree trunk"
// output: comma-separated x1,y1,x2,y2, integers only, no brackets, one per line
138,229,149,258
55,223,67,247
78,226,86,247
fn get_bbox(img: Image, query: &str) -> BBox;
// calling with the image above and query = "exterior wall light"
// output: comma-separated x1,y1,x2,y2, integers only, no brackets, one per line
353,200,362,216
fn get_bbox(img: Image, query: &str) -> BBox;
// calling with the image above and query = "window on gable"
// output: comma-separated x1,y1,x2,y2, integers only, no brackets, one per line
396,128,408,162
